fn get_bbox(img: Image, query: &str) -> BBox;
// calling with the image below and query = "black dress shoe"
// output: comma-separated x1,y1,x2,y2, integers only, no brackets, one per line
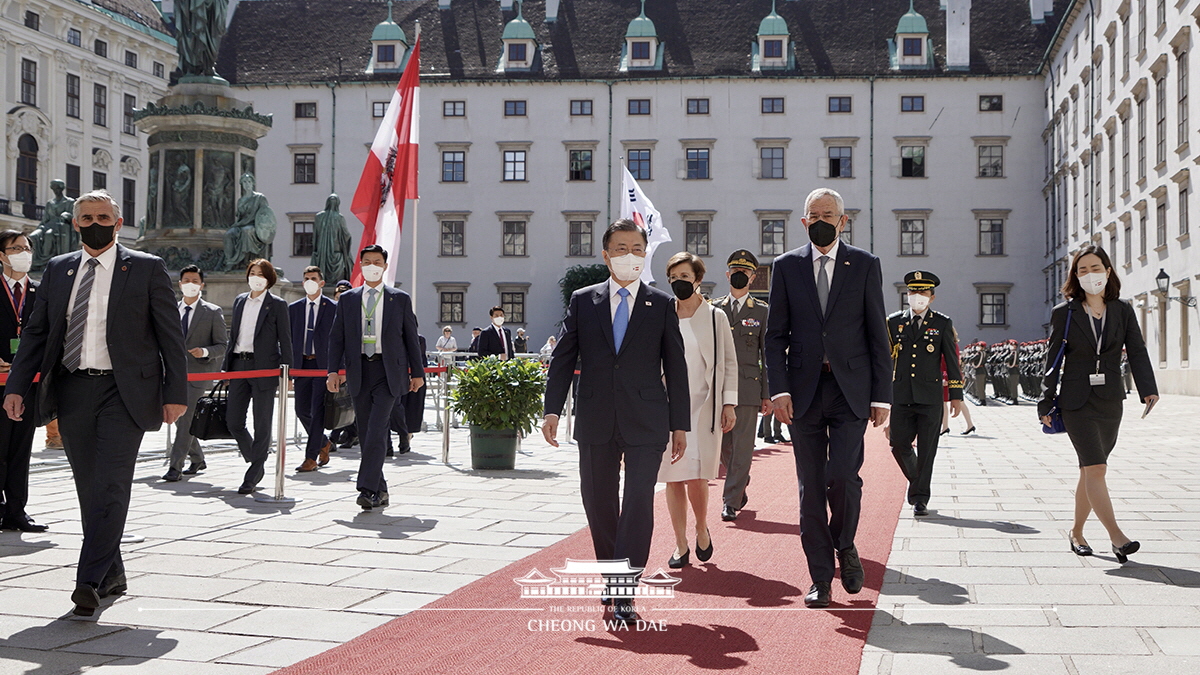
668,549,690,569
3,515,49,532
612,600,640,626
721,505,738,521
182,461,207,475
357,490,380,510
378,492,390,507
838,545,864,594
940,428,950,436
71,583,100,617
960,426,976,436
1112,540,1140,564
98,573,127,599
386,448,394,457
236,484,255,495
913,502,929,517
804,582,831,608
740,491,749,509
339,436,358,449
162,467,182,482
1069,536,1094,556
696,534,714,563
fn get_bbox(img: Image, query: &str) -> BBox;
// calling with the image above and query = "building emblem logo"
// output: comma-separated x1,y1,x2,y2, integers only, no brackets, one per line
513,559,681,599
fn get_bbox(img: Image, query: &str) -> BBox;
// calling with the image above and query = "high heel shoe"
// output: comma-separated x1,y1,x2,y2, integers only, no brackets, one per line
668,549,690,568
1112,541,1140,564
1069,535,1093,556
940,428,950,436
696,533,714,562
961,426,976,435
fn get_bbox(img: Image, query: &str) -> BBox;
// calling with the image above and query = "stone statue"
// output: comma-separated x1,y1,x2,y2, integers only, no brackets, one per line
223,172,276,271
145,163,158,232
311,194,352,285
175,0,228,79
28,180,77,270
202,155,232,226
168,162,193,228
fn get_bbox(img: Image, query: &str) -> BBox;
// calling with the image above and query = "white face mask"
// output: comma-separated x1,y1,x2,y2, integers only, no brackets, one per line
303,279,321,296
907,294,930,313
1079,271,1108,295
7,251,32,274
247,276,268,293
180,282,202,298
362,264,384,283
608,253,645,282
492,316,505,327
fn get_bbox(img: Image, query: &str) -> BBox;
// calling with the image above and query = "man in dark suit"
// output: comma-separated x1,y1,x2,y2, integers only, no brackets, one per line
542,219,689,626
3,190,187,616
390,333,427,455
0,230,47,532
765,188,891,609
164,264,228,482
467,327,482,356
327,245,424,510
476,306,515,360
290,265,337,472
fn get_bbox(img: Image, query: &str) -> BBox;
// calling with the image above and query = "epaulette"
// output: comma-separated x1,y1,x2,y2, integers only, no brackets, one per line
887,310,906,320
929,309,949,321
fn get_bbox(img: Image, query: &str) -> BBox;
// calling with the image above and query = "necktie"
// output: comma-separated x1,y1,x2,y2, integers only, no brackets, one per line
914,315,923,334
63,258,100,372
305,301,316,356
497,327,508,360
12,281,22,313
817,255,830,314
182,305,192,338
612,287,630,350
364,289,378,357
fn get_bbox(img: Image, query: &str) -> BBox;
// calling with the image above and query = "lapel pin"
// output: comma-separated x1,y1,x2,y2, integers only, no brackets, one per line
645,301,652,306
67,269,75,276
843,261,850,265
121,266,128,271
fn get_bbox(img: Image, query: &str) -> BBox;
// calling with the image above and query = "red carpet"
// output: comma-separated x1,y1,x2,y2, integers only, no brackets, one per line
274,429,905,675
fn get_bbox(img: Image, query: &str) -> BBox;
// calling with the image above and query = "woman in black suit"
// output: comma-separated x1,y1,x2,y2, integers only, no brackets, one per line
1039,245,1158,563
223,259,293,494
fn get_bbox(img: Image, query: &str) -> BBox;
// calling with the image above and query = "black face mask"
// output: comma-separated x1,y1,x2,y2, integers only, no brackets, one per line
729,271,750,289
79,224,116,250
807,219,838,248
671,280,696,300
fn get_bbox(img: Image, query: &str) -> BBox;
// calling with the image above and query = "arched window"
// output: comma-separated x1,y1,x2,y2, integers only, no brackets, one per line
16,135,38,205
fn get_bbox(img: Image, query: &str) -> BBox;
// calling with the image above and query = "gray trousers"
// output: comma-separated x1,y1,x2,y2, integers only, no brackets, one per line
720,405,759,510
168,381,208,471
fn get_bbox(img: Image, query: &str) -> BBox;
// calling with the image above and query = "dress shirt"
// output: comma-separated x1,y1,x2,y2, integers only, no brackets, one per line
609,278,640,323
234,292,266,354
731,293,747,315
361,283,385,355
4,273,27,298
910,308,928,328
178,298,208,357
65,244,118,370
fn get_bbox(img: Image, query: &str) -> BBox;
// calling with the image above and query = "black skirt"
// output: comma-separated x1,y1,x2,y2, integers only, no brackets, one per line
1061,394,1123,467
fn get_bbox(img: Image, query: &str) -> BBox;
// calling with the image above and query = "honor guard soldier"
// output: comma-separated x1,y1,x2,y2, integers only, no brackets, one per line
886,271,965,516
712,249,771,521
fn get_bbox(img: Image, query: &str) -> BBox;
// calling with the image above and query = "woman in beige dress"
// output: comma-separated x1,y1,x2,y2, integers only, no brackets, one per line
659,252,738,568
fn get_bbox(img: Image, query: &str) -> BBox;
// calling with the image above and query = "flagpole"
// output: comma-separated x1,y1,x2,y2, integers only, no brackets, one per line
410,197,419,312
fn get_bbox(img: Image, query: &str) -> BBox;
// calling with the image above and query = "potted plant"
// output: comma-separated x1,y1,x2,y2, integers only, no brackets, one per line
449,356,547,469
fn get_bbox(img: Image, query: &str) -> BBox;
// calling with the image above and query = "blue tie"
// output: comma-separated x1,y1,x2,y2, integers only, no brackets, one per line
613,287,630,351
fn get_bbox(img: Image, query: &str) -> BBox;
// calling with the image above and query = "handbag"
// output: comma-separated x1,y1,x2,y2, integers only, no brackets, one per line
1041,306,1073,435
189,382,235,440
324,381,356,430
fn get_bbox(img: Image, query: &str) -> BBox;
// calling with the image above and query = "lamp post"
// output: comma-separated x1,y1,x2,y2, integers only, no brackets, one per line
1155,269,1198,307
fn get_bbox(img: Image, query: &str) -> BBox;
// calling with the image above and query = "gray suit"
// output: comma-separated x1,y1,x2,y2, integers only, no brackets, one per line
712,293,769,512
169,298,228,472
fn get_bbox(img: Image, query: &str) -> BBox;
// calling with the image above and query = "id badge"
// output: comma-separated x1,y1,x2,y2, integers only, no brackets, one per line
9,338,18,354
1089,373,1107,386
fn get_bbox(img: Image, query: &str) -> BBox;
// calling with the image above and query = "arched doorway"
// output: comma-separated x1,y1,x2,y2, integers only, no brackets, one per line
16,134,38,206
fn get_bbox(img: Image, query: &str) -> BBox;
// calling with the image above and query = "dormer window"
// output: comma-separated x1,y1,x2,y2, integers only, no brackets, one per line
622,1,662,71
499,1,539,73
378,45,396,63
763,40,783,59
902,38,923,57
889,1,933,70
509,43,527,63
367,1,409,74
631,41,651,60
753,1,792,72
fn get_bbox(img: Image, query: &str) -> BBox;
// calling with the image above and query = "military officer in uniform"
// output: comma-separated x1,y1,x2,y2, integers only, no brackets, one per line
886,271,964,516
711,250,771,522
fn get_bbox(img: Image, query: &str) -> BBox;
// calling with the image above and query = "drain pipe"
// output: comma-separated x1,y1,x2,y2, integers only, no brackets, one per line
869,75,876,253
606,80,614,226
328,80,338,193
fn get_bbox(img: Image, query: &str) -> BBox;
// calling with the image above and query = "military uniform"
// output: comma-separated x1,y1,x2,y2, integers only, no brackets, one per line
887,271,964,513
713,249,769,521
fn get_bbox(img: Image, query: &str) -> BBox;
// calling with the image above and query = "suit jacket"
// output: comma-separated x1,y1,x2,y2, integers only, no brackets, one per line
1038,299,1157,415
0,277,37,362
887,309,963,406
764,242,892,419
5,245,188,430
327,284,424,398
543,280,690,446
289,295,337,371
222,291,293,389
181,298,228,375
711,293,770,405
477,325,515,359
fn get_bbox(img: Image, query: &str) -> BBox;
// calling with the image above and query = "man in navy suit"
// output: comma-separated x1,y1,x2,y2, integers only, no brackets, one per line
3,190,187,616
476,306,515,360
765,188,892,609
327,245,424,510
542,219,689,626
290,265,337,472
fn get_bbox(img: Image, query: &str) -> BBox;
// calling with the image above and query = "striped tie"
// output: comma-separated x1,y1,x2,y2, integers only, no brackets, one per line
62,258,100,372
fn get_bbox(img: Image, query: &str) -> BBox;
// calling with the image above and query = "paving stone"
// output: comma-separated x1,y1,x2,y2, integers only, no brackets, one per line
0,614,125,649
982,626,1151,655
216,581,380,610
60,627,267,662
78,658,274,674
333,568,481,594
94,597,256,632
0,646,115,674
885,653,1070,675
215,638,341,668
210,608,392,641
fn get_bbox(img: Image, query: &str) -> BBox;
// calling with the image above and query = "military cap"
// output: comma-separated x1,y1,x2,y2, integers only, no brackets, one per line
335,279,352,290
726,249,759,272
903,270,940,291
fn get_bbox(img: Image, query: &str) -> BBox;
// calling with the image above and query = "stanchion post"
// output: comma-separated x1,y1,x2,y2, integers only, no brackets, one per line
441,365,451,464
255,365,301,504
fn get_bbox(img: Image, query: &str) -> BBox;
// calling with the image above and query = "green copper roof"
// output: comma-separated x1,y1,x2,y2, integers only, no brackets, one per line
372,1,407,42
503,1,537,40
758,1,788,36
626,1,657,38
896,0,928,34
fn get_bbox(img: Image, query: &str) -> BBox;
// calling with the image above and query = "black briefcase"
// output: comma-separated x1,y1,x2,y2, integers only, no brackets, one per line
190,382,235,440
324,382,356,430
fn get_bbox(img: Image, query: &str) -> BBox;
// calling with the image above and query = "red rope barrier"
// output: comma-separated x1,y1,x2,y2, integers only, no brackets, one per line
0,365,450,386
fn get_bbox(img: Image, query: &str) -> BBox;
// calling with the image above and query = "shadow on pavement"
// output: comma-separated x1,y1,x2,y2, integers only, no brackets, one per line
575,621,759,669
0,622,179,673
847,609,1023,671
1106,560,1200,586
669,562,804,607
879,569,970,605
919,513,1041,534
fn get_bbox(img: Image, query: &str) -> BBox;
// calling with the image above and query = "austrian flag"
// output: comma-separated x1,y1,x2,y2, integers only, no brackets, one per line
351,36,420,287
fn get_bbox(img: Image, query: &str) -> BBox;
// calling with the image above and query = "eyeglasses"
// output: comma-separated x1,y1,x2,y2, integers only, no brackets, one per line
607,245,646,256
4,246,32,254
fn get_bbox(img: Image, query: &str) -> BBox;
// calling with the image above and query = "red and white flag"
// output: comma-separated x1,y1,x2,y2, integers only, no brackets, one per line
620,165,669,283
351,36,421,287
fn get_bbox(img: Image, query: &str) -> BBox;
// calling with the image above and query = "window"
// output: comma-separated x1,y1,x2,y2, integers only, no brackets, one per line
440,221,464,256
901,96,925,112
295,102,317,119
1181,186,1190,236
125,51,138,69
1157,0,1166,28
761,219,786,256
64,75,81,119
978,146,1003,177
980,293,1006,326
900,219,926,255
760,148,785,179
628,99,650,115
685,220,709,256
93,84,108,126
1109,134,1117,203
67,28,82,47
444,100,465,117
378,44,396,63
902,37,923,56
123,178,136,228
979,95,1003,111
93,171,107,190
829,147,852,178
901,146,925,177
1110,229,1120,268
1137,96,1147,179
1155,75,1167,164
503,150,526,181
153,62,165,79
569,221,593,256
1140,209,1148,256
1138,0,1147,53
628,149,651,180
1124,219,1133,264
570,99,592,116
441,151,465,182
569,150,593,181
20,59,36,106
65,164,81,198
1156,202,1167,248
1122,15,1130,79
1179,53,1189,147
828,96,851,113
1122,116,1130,193
631,41,651,60
841,217,853,245
508,43,527,62
16,136,37,205
979,219,1004,255
500,292,525,324
24,11,39,30
763,39,783,58
1109,37,1116,97
293,153,316,183
95,40,108,58
123,94,137,135
372,101,388,118
292,221,314,257
504,100,526,117
761,97,784,114
687,98,709,115
686,148,710,180
440,292,465,324
502,221,526,256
